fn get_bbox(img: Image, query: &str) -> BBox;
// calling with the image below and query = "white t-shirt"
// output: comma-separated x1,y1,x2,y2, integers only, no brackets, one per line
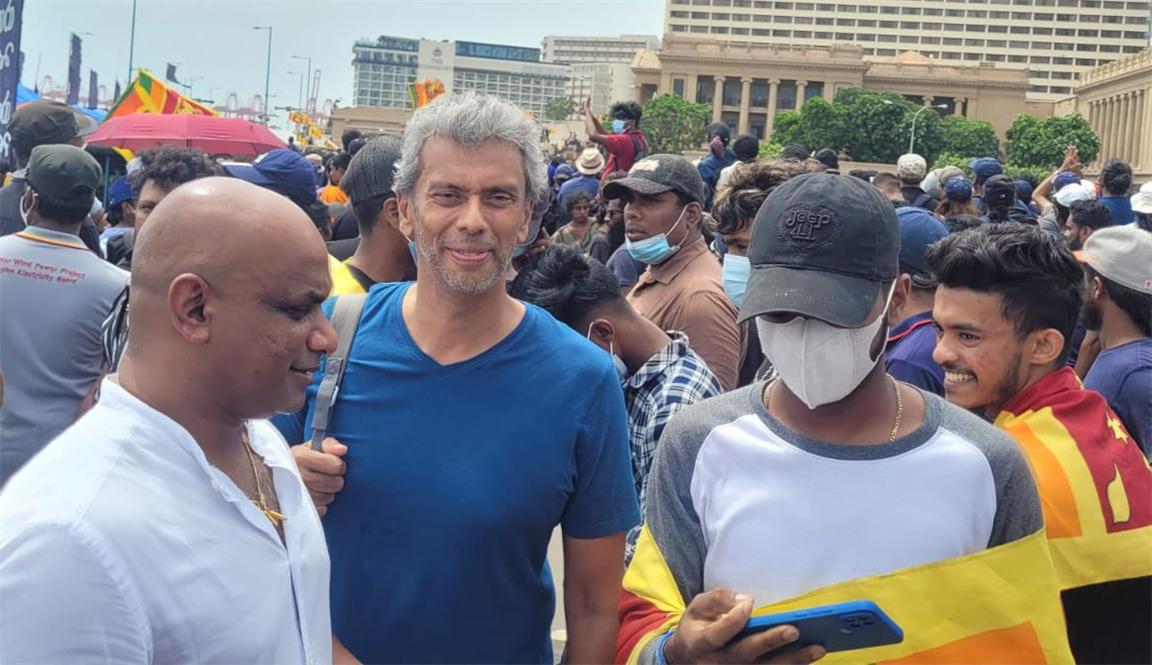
0,380,332,664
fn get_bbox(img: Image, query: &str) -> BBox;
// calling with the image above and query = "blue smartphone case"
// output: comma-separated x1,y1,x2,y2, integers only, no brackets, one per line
734,599,904,655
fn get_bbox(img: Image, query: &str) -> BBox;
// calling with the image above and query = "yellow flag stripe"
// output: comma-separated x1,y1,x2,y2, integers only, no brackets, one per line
1049,526,1152,589
1008,408,1108,537
622,529,1072,664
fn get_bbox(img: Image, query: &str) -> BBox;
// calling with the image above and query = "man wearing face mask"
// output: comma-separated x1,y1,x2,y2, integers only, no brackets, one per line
619,174,1069,665
604,155,743,391
0,146,129,486
510,245,721,563
583,100,647,181
711,159,807,387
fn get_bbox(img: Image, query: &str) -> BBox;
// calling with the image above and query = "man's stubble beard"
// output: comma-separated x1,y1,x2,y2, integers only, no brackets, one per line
411,204,515,297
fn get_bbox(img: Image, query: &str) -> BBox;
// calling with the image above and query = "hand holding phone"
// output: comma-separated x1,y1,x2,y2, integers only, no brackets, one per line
661,588,826,665
733,600,903,659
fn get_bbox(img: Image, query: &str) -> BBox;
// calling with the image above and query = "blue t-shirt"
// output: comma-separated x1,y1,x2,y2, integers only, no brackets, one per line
1098,196,1135,226
273,283,640,664
1084,339,1151,458
885,311,944,396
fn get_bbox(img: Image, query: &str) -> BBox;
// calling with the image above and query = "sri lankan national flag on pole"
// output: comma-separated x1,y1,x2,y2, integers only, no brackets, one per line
994,368,1152,591
105,69,218,120
407,77,446,110
618,528,1074,664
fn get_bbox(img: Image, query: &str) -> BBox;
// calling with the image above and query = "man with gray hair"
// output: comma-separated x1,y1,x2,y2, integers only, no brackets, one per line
278,92,640,664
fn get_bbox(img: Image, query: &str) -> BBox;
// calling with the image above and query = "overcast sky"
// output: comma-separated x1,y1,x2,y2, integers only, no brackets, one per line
22,0,665,128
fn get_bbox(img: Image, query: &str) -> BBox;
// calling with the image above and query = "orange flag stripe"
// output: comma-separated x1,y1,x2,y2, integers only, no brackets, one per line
1004,419,1083,538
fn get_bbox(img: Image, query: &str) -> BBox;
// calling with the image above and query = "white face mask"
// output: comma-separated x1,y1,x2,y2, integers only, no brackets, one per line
757,281,897,409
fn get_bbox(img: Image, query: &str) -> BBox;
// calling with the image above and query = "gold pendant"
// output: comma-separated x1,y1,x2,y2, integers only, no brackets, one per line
261,506,287,529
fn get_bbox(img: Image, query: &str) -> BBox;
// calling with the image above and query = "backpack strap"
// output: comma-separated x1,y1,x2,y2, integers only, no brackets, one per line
309,292,368,451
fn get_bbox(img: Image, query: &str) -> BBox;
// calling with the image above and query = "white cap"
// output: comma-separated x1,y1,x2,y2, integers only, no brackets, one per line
1131,181,1152,215
1081,225,1152,294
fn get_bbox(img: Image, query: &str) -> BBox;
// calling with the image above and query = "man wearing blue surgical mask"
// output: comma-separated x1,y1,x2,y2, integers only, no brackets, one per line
603,154,743,391
510,245,720,563
582,99,647,181
711,159,807,387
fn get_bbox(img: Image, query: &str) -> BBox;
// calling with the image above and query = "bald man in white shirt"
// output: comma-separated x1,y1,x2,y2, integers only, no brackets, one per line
0,178,346,664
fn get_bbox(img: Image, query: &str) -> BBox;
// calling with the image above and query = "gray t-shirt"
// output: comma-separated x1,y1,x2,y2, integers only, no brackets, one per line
0,227,129,485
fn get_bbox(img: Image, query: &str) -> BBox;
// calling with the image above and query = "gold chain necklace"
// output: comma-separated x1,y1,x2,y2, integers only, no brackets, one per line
241,430,287,530
763,375,904,442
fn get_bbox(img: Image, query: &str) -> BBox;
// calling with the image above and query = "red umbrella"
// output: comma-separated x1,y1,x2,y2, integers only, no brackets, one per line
86,114,287,155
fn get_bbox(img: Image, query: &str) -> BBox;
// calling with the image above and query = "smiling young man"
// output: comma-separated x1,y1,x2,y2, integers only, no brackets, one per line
278,92,639,665
619,174,1070,665
928,224,1152,665
604,154,743,390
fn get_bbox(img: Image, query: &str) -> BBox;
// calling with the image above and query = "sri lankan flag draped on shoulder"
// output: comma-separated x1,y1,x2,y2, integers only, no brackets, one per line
105,69,218,119
617,528,1073,664
994,368,1152,590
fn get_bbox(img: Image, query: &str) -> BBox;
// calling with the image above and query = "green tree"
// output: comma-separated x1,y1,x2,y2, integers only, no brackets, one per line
839,90,914,163
1005,113,1100,169
544,96,575,122
770,111,802,146
938,116,999,159
759,142,783,159
795,97,847,153
640,94,712,154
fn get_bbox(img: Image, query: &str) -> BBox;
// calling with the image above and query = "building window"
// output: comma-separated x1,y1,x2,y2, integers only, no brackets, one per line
777,80,797,109
672,78,686,98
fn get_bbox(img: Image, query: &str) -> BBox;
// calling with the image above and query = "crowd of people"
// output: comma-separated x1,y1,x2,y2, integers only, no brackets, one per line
0,90,1149,665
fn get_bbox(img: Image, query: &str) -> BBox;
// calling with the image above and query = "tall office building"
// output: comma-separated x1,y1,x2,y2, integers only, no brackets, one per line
353,36,569,115
541,35,661,65
541,35,661,115
663,0,1150,100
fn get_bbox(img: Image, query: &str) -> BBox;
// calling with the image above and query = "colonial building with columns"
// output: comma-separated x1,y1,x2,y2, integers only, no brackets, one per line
1066,48,1152,179
631,36,1032,141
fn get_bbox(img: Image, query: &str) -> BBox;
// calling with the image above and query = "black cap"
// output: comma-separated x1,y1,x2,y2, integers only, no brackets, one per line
8,100,98,150
739,173,900,327
983,174,1017,208
25,145,102,208
602,154,706,205
340,135,401,205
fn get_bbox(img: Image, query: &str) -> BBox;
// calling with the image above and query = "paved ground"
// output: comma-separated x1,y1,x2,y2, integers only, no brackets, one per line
548,527,567,660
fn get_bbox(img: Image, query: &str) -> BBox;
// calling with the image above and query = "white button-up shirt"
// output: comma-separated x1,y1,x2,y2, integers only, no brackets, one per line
0,380,332,664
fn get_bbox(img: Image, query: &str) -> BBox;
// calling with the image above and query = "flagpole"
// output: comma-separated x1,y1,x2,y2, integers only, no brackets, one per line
127,0,137,83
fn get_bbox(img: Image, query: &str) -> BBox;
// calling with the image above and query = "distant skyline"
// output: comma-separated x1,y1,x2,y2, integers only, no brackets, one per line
22,0,665,131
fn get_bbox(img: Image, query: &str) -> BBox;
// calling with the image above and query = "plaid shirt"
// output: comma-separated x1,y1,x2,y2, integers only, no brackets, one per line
624,332,722,560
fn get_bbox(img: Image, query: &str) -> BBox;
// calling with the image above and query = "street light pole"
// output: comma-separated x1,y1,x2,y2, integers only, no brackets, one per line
291,55,312,111
288,71,304,109
909,104,949,154
127,0,137,83
253,26,273,124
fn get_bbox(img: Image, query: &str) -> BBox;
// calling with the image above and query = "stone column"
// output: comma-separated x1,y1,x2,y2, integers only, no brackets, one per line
796,80,808,110
1138,88,1147,170
738,77,753,134
1123,93,1136,164
1102,97,1115,161
1142,88,1152,171
954,98,967,117
822,82,833,102
1110,95,1122,161
712,76,725,123
687,74,699,103
1132,90,1145,169
660,71,673,96
922,95,934,107
765,79,781,141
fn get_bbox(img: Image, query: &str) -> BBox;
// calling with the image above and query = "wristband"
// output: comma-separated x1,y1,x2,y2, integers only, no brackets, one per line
656,631,675,665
